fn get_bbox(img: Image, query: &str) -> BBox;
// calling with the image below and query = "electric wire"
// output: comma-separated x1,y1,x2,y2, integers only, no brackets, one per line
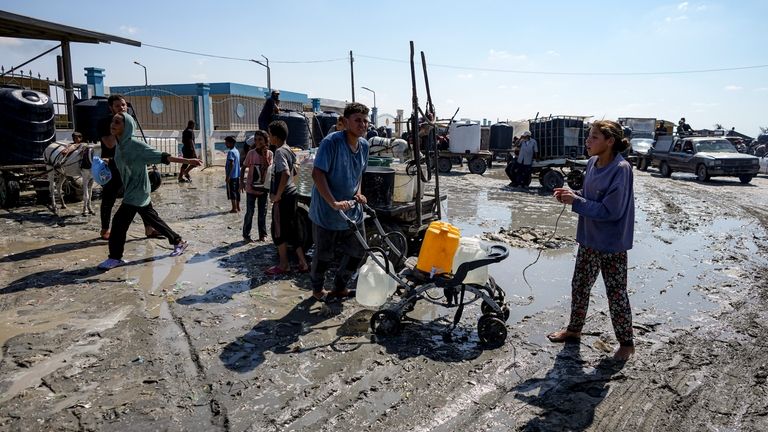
142,43,346,64
511,203,568,306
356,53,768,76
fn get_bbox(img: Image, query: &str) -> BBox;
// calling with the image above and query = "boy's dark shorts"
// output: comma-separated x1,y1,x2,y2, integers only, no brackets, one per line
226,178,240,201
271,193,302,247
312,222,366,262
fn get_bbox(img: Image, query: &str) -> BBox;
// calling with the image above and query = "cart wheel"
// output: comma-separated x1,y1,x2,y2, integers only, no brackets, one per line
481,301,511,321
540,170,564,191
438,157,452,173
468,157,487,175
370,310,401,337
0,177,20,208
566,170,584,190
478,315,507,347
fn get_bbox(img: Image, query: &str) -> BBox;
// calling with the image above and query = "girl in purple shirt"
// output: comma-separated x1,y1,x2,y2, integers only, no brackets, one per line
549,120,636,361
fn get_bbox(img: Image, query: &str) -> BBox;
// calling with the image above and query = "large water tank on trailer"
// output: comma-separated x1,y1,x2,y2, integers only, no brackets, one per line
0,86,56,164
312,111,340,144
489,123,514,150
74,96,111,143
275,111,311,149
448,121,481,153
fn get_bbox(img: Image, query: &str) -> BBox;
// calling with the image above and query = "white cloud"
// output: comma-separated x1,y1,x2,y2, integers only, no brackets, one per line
190,73,207,80
665,15,688,22
445,98,455,104
488,49,527,62
678,1,689,11
0,37,22,46
119,25,138,35
724,85,743,91
545,50,560,56
457,73,473,80
692,102,719,107
696,4,708,11
755,87,768,92
196,58,208,66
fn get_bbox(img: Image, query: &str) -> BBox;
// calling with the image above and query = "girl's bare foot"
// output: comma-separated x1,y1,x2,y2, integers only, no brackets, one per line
614,345,635,361
546,329,581,343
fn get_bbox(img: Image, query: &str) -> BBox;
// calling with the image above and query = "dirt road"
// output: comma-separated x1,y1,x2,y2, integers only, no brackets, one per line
1,164,768,431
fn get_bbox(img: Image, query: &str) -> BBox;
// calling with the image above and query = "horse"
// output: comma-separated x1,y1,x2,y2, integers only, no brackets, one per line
368,136,412,160
43,141,100,216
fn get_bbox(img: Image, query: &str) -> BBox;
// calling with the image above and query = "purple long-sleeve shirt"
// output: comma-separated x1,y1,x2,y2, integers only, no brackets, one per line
571,154,635,253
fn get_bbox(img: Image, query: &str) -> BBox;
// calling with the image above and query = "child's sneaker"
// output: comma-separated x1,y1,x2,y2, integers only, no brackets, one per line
170,241,188,257
97,258,125,270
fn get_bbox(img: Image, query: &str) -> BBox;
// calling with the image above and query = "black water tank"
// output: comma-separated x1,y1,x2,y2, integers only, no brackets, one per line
312,111,340,145
275,111,310,149
489,123,514,150
74,96,110,143
0,86,56,164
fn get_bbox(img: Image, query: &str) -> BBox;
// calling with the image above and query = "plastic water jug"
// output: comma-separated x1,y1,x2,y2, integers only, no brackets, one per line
452,237,489,285
416,221,460,275
297,151,315,195
356,252,397,307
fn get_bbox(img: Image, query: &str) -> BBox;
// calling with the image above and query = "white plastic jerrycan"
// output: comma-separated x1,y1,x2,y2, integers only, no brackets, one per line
356,252,397,307
452,237,489,285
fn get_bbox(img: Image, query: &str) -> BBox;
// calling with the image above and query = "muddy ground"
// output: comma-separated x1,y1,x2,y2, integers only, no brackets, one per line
2,162,768,431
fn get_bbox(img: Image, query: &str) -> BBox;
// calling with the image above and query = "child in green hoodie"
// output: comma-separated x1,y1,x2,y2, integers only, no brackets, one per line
98,112,202,270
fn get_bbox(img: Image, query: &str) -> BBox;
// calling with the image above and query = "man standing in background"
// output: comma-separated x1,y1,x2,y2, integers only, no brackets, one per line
258,90,281,131
516,131,539,188
178,120,197,183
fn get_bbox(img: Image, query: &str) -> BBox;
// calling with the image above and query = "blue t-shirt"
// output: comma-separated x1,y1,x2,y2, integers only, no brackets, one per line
571,154,635,253
309,131,369,231
226,148,241,179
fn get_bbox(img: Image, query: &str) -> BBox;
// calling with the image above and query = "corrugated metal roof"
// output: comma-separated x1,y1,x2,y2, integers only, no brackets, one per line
0,10,140,46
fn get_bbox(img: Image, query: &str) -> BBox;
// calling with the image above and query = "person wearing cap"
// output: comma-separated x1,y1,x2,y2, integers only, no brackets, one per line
258,90,281,131
516,130,539,188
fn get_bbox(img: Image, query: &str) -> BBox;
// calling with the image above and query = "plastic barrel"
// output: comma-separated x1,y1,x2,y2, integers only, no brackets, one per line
361,166,395,208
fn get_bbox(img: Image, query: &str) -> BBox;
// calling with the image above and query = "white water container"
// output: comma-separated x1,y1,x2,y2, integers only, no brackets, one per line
449,121,481,154
392,164,416,202
452,237,489,285
296,151,315,196
356,252,397,307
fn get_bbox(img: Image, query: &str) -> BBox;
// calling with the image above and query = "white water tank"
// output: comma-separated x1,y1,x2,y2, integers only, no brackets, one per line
452,237,489,285
449,121,481,154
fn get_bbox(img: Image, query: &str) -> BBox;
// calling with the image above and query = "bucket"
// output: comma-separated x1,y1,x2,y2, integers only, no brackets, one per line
452,237,489,285
392,165,416,203
368,157,384,167
416,221,461,275
362,166,395,208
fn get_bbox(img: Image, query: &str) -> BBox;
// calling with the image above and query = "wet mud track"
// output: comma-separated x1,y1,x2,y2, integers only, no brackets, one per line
2,166,768,431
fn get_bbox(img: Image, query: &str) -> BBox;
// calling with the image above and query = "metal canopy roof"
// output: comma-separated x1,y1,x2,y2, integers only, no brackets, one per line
0,10,141,46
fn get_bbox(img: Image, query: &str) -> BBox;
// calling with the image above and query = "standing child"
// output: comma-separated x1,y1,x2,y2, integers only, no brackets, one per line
224,136,241,213
97,112,202,270
241,130,273,242
548,120,636,361
265,120,309,275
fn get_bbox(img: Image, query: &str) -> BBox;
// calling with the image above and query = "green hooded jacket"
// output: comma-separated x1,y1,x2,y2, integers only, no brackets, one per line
115,113,170,207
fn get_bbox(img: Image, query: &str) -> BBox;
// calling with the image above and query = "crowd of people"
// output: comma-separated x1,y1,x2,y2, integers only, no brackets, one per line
84,92,639,359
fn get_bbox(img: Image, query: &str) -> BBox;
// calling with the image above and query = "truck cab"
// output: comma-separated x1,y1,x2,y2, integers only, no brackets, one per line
653,135,760,183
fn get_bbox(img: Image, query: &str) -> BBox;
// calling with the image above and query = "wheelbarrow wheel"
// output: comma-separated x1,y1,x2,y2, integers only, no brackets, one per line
370,310,401,337
478,315,507,347
481,301,510,321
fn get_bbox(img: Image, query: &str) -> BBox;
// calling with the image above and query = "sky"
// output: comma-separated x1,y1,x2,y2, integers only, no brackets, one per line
1,0,767,135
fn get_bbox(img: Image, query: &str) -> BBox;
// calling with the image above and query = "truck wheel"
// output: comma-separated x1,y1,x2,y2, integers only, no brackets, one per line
566,170,584,190
660,162,672,178
540,170,564,191
0,176,20,208
696,164,710,182
468,157,487,175
739,175,754,184
437,157,452,173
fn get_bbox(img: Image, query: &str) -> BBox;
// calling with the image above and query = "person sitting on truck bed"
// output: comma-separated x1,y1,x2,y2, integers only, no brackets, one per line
655,122,667,137
309,102,370,302
678,118,693,135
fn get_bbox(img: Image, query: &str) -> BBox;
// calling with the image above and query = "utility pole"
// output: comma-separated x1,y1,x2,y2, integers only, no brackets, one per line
349,50,355,102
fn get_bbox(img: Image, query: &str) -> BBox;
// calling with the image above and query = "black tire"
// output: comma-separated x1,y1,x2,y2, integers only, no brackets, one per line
477,315,507,348
696,164,710,182
437,157,452,173
739,175,754,184
468,157,487,175
540,169,564,191
566,170,584,190
0,176,20,208
481,301,511,321
370,310,401,337
660,162,672,178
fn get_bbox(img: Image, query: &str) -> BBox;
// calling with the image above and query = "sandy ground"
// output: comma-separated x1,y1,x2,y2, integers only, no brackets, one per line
2,163,768,431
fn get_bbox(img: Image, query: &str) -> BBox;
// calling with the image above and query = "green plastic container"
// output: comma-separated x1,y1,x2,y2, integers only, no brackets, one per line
368,156,393,167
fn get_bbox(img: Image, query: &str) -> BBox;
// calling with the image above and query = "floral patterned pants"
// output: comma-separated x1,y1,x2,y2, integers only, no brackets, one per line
567,245,634,346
